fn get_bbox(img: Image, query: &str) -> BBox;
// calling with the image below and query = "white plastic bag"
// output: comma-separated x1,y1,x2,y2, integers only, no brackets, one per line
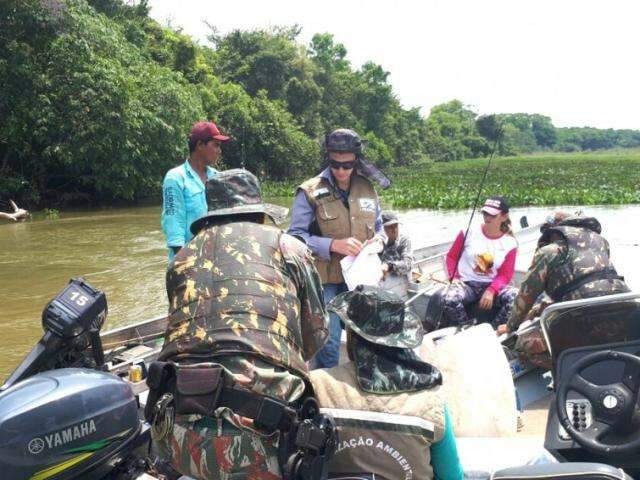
340,242,383,291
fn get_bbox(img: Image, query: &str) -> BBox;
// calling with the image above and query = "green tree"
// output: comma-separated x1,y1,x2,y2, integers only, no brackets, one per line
4,0,638,205
308,33,349,72
425,101,487,161
0,0,203,204
531,114,556,148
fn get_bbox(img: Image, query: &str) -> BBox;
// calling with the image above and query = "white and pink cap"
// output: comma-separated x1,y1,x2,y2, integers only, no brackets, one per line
481,196,509,216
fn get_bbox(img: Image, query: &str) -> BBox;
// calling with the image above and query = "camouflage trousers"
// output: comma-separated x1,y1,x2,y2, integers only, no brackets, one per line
441,281,518,327
515,327,552,370
156,415,282,480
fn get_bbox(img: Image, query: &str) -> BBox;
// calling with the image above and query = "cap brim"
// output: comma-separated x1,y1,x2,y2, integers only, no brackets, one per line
213,135,230,142
481,206,502,216
190,203,289,235
382,220,399,227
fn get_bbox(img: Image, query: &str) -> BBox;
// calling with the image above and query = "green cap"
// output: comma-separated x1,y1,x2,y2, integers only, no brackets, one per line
191,169,288,235
328,286,424,349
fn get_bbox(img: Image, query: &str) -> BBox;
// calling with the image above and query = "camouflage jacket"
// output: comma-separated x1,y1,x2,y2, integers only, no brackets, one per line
379,234,413,277
508,224,628,331
160,221,329,406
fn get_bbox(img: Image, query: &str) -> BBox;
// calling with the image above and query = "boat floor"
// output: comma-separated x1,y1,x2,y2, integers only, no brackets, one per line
516,393,552,437
454,395,552,476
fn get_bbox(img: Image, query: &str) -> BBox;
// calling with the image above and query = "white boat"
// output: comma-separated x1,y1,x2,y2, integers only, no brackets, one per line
94,221,543,378
4,223,640,479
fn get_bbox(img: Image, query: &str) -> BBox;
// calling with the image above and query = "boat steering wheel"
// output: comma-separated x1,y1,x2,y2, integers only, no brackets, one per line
556,350,640,455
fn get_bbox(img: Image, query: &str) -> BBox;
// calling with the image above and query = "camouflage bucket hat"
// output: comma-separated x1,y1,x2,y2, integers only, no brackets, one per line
190,169,289,235
328,286,424,349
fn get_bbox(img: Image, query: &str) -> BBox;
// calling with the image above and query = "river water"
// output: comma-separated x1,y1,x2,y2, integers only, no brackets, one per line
0,203,638,378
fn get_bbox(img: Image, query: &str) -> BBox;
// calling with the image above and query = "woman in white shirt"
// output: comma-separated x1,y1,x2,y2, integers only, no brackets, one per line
442,196,518,327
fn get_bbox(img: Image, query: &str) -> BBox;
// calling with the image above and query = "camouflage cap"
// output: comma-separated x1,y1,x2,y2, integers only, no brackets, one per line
190,169,289,235
557,215,602,234
323,128,363,155
328,286,424,349
539,215,602,246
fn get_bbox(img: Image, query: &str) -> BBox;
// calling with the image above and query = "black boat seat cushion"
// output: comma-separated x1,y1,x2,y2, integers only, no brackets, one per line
491,462,632,480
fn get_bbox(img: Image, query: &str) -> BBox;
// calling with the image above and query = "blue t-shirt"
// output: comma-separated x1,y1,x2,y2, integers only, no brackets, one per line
161,160,217,262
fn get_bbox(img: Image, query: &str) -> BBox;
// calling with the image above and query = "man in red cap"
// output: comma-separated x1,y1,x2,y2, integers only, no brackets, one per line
161,121,229,262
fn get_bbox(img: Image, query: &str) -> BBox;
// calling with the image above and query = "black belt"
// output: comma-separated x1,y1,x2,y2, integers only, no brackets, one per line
145,361,297,432
146,362,339,480
550,268,624,301
218,384,298,432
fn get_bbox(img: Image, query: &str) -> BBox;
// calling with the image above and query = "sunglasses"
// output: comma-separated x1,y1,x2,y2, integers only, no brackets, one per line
329,159,357,170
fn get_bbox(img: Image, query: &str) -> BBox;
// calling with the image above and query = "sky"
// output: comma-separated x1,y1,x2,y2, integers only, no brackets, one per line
146,0,640,130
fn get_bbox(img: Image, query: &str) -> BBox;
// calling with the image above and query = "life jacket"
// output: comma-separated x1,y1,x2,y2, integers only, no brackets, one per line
299,174,377,284
545,222,628,302
159,221,308,376
310,363,445,480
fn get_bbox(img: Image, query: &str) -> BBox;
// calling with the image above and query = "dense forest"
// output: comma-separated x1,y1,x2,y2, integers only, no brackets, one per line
2,0,639,206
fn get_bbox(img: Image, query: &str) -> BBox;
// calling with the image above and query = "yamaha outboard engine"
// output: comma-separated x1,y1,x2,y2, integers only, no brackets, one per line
0,279,153,479
2,278,107,391
0,368,147,479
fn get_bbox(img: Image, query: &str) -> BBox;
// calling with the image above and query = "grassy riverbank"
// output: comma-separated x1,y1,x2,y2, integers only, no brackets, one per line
263,150,640,209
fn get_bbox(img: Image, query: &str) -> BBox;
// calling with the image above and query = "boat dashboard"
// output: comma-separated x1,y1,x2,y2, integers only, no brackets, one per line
544,338,640,477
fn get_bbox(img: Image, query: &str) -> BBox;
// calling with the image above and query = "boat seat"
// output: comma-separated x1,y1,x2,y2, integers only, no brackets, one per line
491,463,632,480
540,293,640,375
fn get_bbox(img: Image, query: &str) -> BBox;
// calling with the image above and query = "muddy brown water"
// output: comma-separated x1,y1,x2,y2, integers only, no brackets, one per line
1,203,638,379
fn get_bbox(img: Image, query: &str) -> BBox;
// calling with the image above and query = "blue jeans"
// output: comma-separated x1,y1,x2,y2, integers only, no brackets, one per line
312,282,348,369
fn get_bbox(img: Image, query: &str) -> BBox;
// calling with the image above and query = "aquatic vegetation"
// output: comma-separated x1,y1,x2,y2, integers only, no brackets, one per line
44,208,60,220
263,151,640,209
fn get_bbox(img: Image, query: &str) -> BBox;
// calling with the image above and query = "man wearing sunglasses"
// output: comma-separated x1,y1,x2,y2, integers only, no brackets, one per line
289,128,385,369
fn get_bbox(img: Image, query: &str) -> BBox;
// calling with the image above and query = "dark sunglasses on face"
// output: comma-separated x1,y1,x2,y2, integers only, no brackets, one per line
329,159,357,170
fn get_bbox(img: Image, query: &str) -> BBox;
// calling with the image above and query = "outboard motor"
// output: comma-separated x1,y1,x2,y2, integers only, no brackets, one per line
0,368,148,479
0,279,154,479
2,278,107,391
